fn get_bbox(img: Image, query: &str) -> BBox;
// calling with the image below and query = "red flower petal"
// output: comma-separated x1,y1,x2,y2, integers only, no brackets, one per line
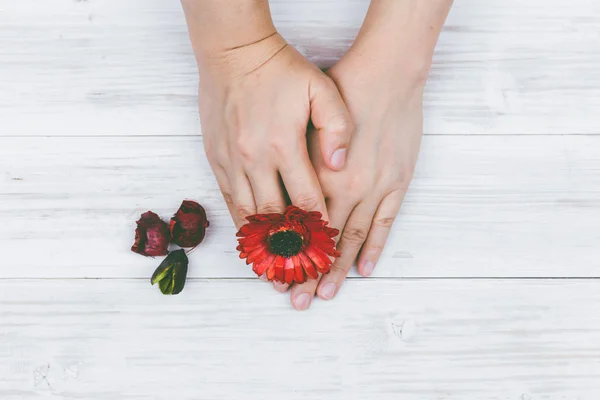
246,246,268,265
246,213,282,223
236,205,340,284
283,258,295,285
304,246,333,274
290,255,306,284
308,211,323,219
253,253,276,276
273,255,286,283
298,251,319,280
236,223,270,237
266,261,276,281
238,234,267,247
325,227,340,238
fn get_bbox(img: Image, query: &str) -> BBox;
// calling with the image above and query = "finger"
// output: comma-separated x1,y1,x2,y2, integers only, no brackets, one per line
230,171,257,229
273,281,290,293
247,169,287,214
325,198,354,236
288,198,353,308
317,201,377,301
211,165,236,221
309,76,354,171
277,148,327,294
357,190,405,277
290,275,319,311
247,169,288,291
279,147,329,219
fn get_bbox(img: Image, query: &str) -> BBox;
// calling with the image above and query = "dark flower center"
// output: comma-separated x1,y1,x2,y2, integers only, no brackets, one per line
268,230,303,258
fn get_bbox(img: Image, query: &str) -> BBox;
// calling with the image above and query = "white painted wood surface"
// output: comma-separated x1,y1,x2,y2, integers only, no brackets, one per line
2,135,600,278
1,0,600,136
2,279,600,400
1,0,600,398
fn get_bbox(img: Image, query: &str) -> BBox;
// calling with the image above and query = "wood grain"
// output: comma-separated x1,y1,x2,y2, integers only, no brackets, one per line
1,0,600,136
1,279,600,400
2,135,599,278
2,0,600,397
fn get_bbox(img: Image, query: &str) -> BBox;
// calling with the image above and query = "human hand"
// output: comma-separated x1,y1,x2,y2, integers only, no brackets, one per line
282,43,429,309
273,0,452,310
197,32,354,228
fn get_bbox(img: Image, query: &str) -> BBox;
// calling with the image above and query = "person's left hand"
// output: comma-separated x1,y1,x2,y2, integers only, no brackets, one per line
273,43,430,310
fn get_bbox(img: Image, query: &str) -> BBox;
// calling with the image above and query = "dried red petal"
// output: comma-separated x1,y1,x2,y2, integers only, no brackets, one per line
253,253,276,276
283,258,295,285
169,200,210,248
246,246,267,265
273,255,285,283
303,246,333,274
290,255,305,284
298,252,318,279
131,211,170,257
236,205,340,284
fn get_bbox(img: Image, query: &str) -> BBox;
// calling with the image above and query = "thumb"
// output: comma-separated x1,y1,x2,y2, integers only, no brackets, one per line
309,76,354,171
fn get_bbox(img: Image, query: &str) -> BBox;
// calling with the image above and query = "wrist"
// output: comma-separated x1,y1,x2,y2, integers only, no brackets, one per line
197,32,288,80
182,0,277,60
347,0,452,87
344,35,432,90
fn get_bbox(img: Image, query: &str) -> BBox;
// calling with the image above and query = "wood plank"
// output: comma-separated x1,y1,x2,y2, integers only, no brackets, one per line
1,0,600,136
2,135,599,278
1,279,599,399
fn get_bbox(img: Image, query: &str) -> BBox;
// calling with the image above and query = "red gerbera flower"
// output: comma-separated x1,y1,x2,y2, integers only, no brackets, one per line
236,205,340,285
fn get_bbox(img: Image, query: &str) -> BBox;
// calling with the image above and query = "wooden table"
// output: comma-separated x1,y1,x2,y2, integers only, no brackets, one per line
1,0,600,398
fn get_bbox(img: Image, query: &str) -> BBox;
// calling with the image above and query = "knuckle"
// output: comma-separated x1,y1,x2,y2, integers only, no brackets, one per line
269,134,291,157
344,172,374,198
329,261,350,275
365,244,384,254
203,138,219,164
206,146,227,167
205,148,217,165
235,130,258,163
221,192,235,210
388,188,407,204
327,114,353,136
373,216,396,229
293,191,321,212
235,204,255,220
395,165,415,190
318,75,337,91
315,168,334,186
222,192,234,208
347,175,363,192
257,201,283,214
342,227,368,246
331,114,354,134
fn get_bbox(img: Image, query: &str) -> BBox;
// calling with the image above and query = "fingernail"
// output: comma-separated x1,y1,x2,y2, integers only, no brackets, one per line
320,283,337,300
294,293,311,311
330,148,347,170
361,261,375,277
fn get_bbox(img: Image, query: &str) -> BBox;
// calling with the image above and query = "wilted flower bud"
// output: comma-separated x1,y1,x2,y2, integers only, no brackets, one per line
150,249,189,295
169,200,210,248
131,211,170,257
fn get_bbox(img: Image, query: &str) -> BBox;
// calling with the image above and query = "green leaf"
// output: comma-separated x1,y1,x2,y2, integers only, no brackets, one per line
150,249,189,295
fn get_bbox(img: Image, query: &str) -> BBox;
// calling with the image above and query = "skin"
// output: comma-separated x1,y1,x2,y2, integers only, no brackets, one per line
182,0,353,230
181,0,453,310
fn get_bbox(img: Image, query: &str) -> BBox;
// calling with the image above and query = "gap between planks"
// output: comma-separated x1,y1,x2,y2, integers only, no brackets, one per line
1,277,600,281
3,133,600,138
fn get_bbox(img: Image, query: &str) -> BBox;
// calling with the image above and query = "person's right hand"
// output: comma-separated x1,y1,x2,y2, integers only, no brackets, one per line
196,32,354,229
